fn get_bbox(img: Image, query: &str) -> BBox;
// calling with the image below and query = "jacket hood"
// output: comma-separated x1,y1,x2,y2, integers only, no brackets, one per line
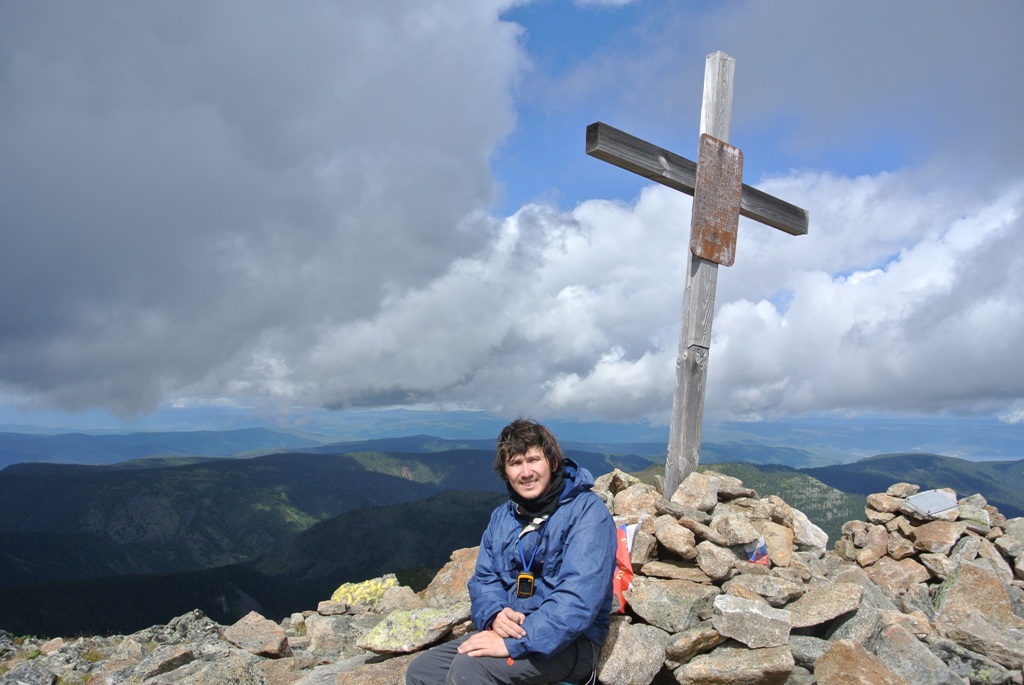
560,457,595,501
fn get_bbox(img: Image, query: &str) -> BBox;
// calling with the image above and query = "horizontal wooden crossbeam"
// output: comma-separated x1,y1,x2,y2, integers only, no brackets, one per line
586,121,809,236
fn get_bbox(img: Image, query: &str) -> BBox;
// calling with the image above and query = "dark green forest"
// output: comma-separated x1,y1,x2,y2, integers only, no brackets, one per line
1,440,1022,638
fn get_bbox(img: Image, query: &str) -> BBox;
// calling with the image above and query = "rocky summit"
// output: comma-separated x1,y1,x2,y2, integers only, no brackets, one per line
2,470,1024,685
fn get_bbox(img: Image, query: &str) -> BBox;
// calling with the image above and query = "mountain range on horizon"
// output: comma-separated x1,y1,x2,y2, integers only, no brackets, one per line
1,429,1023,637
2,409,1023,469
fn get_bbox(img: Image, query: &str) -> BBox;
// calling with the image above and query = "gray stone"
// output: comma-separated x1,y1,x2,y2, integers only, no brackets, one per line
788,634,829,669
323,652,416,685
670,472,720,512
624,577,719,634
664,621,726,665
815,639,909,685
867,493,904,514
674,644,794,685
630,528,658,568
827,606,886,644
304,613,377,662
1004,517,1024,540
376,585,426,614
0,662,57,685
595,468,641,495
655,515,698,560
716,485,758,501
863,555,931,593
937,613,1024,671
134,645,198,680
721,574,805,607
694,540,736,582
843,520,872,546
973,536,1016,586
763,494,794,526
855,524,888,566
958,505,992,534
831,565,899,611
935,563,1024,631
711,594,791,648
868,623,963,685
886,531,916,560
614,483,662,518
676,517,728,547
640,560,711,583
761,520,795,567
223,611,292,659
913,520,967,554
316,600,348,616
925,636,1016,685
919,553,958,580
596,616,669,685
790,508,828,555
785,582,863,628
292,655,371,685
995,532,1024,558
175,655,269,685
655,498,711,524
887,482,920,498
710,513,760,546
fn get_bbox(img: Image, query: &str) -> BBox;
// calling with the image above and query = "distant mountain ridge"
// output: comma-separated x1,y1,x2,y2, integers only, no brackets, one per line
2,423,1023,637
2,411,1021,469
0,427,321,468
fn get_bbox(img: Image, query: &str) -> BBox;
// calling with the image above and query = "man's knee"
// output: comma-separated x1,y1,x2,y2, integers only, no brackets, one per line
445,653,497,685
405,650,438,685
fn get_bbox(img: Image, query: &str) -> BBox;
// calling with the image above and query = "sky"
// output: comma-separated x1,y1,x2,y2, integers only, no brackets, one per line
2,0,1024,432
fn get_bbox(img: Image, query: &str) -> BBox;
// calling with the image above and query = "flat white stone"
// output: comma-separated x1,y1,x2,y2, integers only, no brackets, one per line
904,489,958,518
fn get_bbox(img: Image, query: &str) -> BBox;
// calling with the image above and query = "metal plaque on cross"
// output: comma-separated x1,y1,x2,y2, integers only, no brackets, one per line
690,133,743,267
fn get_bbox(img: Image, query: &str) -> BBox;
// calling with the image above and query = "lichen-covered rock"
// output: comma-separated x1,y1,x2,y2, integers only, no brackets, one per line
356,602,471,654
331,574,399,608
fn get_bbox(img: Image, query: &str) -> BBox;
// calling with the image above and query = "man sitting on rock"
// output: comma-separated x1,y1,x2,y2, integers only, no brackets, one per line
406,418,618,685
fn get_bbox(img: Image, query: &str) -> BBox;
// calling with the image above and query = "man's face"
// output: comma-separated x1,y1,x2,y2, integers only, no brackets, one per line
504,445,553,500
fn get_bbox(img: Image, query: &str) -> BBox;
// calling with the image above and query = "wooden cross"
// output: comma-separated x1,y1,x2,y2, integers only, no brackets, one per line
586,51,809,498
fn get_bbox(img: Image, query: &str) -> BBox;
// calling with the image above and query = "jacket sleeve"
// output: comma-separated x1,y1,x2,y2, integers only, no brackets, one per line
468,508,509,631
505,495,617,659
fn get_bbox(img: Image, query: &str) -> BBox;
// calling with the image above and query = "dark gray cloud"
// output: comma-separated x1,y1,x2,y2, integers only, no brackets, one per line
0,0,520,414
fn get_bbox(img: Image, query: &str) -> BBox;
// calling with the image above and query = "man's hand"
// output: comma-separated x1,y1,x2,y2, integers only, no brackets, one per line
456,629,510,658
491,607,526,640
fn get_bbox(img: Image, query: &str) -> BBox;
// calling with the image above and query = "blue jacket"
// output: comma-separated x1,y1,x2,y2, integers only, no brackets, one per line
468,459,617,660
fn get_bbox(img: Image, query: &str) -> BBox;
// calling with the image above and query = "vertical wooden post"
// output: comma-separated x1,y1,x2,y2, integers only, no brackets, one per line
663,52,735,498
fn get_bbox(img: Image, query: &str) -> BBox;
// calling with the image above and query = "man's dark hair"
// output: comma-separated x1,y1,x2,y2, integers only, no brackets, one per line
493,418,564,482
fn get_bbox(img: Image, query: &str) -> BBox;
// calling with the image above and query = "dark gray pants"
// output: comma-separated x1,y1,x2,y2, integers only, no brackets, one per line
405,632,597,685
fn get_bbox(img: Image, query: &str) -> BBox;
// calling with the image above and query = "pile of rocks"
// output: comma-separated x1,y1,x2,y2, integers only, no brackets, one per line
587,471,1024,684
2,470,1023,685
